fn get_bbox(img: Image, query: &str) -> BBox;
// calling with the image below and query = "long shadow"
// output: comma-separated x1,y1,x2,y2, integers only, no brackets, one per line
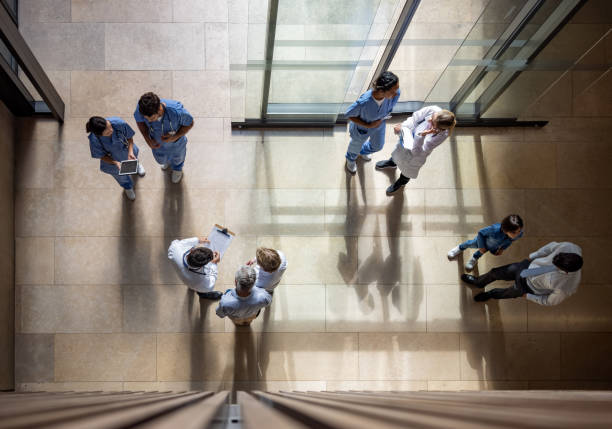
336,169,364,286
161,174,206,387
118,185,155,389
453,132,508,390
226,329,257,400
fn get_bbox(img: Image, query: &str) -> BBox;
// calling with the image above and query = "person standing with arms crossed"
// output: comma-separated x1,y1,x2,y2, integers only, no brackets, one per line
134,92,194,184
344,71,400,174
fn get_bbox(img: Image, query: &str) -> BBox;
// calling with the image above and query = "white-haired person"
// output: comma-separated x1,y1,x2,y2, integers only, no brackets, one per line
215,265,272,326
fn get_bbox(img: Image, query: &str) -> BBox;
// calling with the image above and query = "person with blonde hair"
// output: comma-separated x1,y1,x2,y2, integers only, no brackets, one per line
246,247,288,294
376,106,456,195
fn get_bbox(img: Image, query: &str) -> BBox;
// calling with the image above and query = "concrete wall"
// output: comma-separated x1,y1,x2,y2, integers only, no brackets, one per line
0,100,15,390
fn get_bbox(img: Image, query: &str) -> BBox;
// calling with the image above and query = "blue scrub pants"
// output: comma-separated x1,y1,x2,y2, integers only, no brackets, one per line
100,164,133,190
111,173,134,189
345,122,386,162
152,137,187,171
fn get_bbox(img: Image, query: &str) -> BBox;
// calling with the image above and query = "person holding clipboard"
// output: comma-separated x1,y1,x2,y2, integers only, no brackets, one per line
375,106,456,195
86,116,146,201
168,236,223,300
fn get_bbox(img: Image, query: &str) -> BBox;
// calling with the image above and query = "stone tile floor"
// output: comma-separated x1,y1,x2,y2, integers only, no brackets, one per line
12,0,612,391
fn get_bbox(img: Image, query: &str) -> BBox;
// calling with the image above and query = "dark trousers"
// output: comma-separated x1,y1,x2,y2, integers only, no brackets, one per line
476,259,534,299
395,174,410,186
385,159,411,186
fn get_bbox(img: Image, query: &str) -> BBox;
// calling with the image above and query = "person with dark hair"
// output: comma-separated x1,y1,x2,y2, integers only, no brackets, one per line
448,214,524,271
168,236,222,300
86,116,145,201
134,92,194,184
344,71,400,174
461,241,583,305
376,106,456,195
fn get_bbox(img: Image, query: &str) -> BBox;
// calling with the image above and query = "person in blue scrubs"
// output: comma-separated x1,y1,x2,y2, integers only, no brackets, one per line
86,116,145,201
344,71,400,174
134,92,194,184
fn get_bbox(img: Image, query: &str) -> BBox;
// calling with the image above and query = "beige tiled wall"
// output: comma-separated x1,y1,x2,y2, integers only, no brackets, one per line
11,0,612,392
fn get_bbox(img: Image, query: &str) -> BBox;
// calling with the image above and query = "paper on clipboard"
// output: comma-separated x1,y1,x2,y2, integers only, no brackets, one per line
204,224,235,258
400,125,415,150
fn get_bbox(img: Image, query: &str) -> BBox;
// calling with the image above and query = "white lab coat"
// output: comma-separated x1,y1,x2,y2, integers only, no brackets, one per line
168,237,218,293
391,106,449,179
254,250,288,291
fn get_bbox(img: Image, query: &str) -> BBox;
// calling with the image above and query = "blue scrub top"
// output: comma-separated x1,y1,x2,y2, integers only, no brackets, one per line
133,98,193,145
89,117,137,173
345,89,400,131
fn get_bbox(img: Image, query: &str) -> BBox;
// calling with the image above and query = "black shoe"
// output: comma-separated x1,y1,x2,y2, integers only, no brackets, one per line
376,159,397,170
474,292,490,302
197,291,222,300
461,274,480,286
386,181,405,196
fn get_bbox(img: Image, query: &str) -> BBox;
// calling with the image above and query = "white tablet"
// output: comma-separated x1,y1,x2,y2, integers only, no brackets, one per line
119,160,138,175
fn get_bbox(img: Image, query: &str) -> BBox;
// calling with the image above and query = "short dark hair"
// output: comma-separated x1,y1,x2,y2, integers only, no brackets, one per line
373,71,399,91
187,247,213,268
138,92,161,117
85,116,107,135
553,252,583,273
501,214,523,233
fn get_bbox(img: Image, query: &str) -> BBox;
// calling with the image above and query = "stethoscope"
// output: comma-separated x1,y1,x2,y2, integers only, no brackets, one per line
97,127,129,157
148,108,175,137
183,250,207,276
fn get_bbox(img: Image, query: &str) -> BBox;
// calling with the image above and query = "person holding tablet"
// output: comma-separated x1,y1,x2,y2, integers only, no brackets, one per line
134,92,194,184
86,116,145,201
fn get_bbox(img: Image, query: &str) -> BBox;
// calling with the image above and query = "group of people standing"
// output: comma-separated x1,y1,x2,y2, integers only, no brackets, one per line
86,92,193,201
343,71,584,306
85,72,584,322
167,238,287,326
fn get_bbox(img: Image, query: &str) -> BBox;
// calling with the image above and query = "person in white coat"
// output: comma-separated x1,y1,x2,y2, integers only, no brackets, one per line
245,247,288,295
376,106,456,195
168,236,222,300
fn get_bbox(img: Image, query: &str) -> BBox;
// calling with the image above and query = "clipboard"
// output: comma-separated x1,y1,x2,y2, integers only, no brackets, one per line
204,224,235,258
400,125,415,150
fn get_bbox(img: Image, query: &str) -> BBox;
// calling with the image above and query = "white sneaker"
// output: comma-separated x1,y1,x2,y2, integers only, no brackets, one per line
137,162,146,177
465,257,478,272
360,153,372,161
171,170,183,183
447,245,462,260
124,188,136,201
161,163,170,170
345,159,357,174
